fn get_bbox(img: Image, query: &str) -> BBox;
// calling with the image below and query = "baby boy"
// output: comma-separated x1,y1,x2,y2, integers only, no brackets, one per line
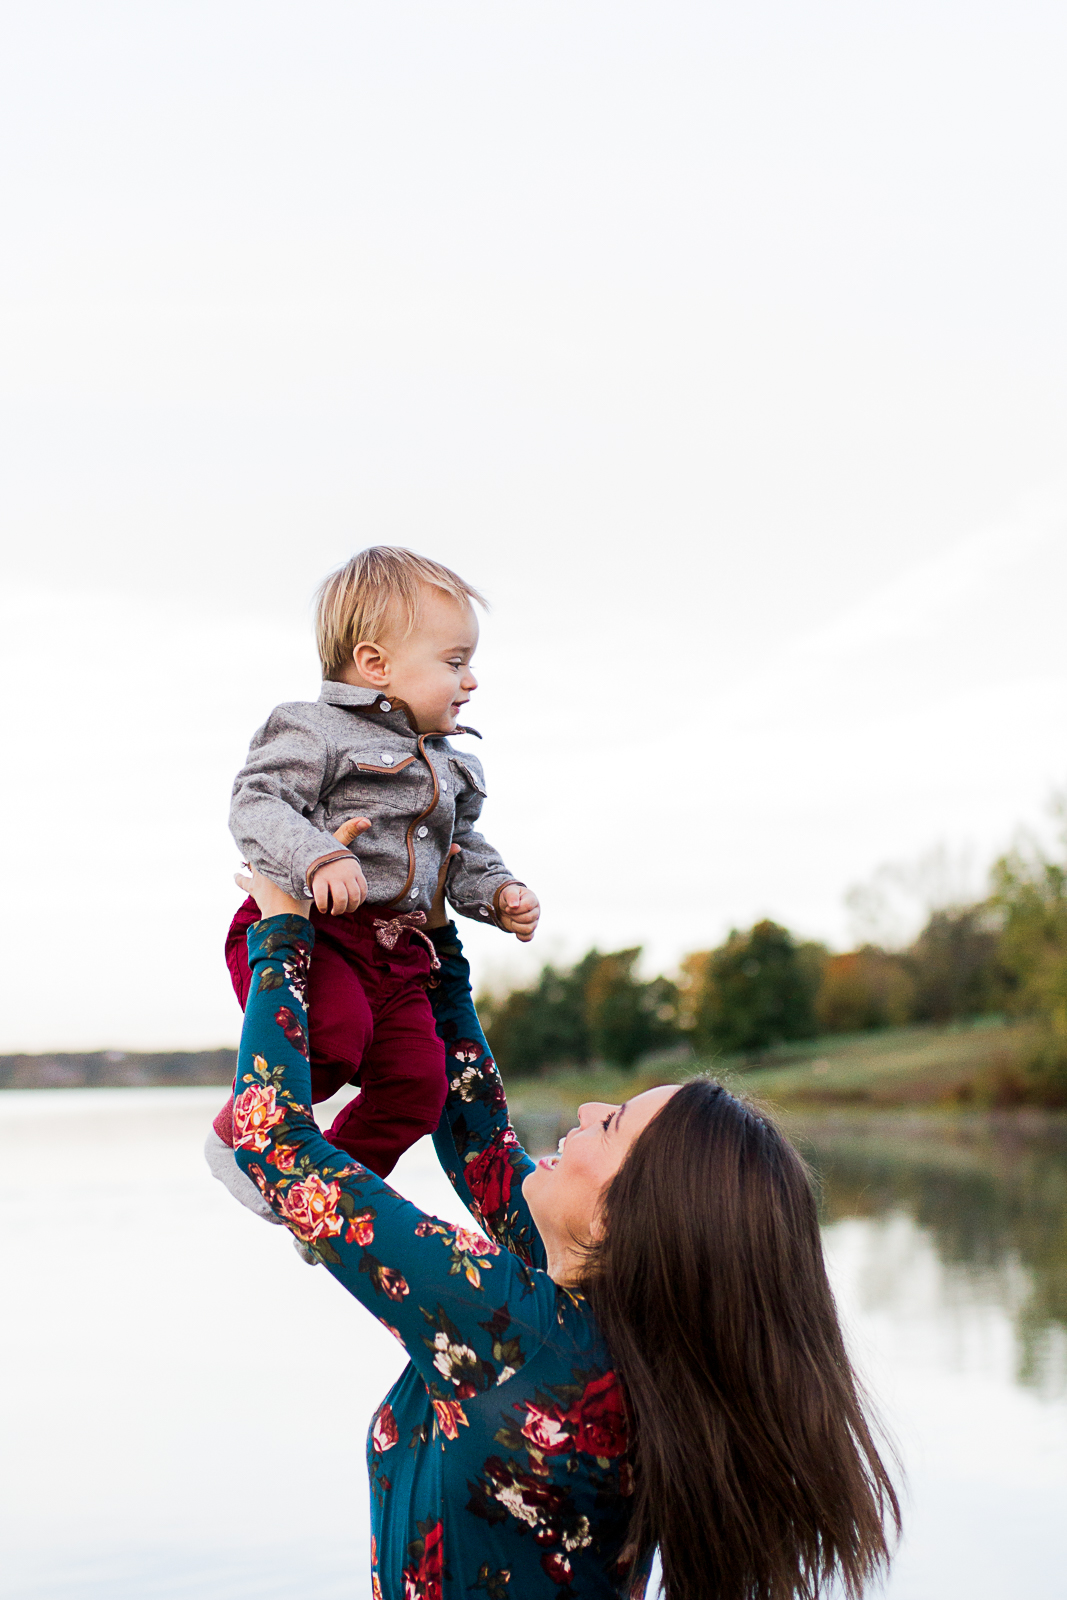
208,546,539,1188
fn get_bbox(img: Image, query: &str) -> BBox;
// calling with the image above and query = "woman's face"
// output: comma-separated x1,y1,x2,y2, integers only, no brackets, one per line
522,1086,679,1273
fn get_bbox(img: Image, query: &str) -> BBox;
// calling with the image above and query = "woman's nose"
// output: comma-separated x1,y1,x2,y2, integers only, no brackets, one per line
577,1102,609,1126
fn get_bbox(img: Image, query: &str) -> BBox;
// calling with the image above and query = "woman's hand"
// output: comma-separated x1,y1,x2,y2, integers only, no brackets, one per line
235,817,373,921
234,863,311,921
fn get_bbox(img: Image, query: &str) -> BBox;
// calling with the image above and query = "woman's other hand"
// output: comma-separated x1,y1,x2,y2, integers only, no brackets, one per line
426,844,462,929
233,863,311,921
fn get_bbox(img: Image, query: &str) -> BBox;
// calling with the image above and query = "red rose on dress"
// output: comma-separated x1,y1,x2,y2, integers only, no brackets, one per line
346,1209,375,1246
541,1551,573,1585
279,1173,345,1242
402,1519,444,1600
563,1371,628,1459
270,1143,298,1173
450,1039,482,1063
371,1404,399,1453
233,1083,286,1152
520,1404,570,1455
274,1005,309,1057
464,1131,520,1219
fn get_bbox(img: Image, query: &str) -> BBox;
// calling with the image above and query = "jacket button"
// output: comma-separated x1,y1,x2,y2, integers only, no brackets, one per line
381,753,394,765
441,780,448,792
409,886,419,898
417,826,428,838
479,907,489,917
379,699,391,713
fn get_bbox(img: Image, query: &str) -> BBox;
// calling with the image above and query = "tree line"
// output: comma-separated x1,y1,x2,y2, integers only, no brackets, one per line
478,826,1067,1103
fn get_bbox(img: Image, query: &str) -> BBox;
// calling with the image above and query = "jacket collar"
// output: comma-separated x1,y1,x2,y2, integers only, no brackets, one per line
317,681,480,740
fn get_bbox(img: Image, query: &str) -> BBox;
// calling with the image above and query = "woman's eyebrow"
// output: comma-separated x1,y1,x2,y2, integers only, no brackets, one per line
615,1102,628,1131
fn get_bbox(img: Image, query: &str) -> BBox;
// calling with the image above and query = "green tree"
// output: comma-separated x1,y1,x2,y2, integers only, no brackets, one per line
687,920,823,1057
478,951,598,1076
815,946,915,1032
479,947,681,1074
990,844,1067,1103
905,905,1006,1022
584,950,680,1068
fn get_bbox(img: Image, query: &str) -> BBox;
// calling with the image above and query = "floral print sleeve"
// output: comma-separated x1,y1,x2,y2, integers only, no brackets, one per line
233,914,558,1400
426,922,547,1270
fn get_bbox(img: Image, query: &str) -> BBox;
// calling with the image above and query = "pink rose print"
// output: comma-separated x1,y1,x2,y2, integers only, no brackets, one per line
371,1404,399,1453
431,1399,469,1440
453,1228,499,1258
233,1083,286,1153
269,1143,298,1173
278,1173,345,1243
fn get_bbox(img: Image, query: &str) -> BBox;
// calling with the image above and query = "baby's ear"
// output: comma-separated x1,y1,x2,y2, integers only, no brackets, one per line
352,640,390,684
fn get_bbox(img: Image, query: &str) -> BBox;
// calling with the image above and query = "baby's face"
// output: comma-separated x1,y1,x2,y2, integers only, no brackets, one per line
385,589,479,733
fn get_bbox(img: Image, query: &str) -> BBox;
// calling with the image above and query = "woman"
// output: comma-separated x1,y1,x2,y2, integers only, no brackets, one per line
230,860,899,1599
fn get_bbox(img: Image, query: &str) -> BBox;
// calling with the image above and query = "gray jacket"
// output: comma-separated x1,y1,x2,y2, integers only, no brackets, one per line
229,682,519,925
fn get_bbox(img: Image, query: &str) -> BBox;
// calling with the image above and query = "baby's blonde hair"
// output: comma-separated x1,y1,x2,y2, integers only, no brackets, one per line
315,546,487,680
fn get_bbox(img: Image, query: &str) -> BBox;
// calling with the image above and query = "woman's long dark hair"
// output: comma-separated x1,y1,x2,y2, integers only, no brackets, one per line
579,1079,900,1600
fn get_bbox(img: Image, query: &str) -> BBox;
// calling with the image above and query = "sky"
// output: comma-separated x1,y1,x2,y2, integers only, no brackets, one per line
2,0,1066,1051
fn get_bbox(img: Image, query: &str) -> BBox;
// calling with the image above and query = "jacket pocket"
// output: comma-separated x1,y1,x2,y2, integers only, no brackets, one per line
328,761,419,821
449,756,487,797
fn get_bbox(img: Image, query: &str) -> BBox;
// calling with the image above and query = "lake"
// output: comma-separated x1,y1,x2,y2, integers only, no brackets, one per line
2,1090,1065,1599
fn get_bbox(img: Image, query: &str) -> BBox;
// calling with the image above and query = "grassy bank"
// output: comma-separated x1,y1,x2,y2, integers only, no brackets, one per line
505,1016,1042,1132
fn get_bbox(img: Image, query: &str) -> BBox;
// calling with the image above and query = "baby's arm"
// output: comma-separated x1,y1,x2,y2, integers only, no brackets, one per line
446,774,539,940
230,705,363,904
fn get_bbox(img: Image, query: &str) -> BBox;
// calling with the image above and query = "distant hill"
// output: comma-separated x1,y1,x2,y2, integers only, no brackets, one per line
0,1049,236,1090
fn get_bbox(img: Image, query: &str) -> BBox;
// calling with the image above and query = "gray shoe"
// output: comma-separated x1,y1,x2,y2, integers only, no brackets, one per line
292,1236,320,1266
204,1131,282,1224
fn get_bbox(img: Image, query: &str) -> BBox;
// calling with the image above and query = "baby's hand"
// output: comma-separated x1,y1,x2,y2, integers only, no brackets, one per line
496,884,540,943
309,821,371,914
312,857,367,914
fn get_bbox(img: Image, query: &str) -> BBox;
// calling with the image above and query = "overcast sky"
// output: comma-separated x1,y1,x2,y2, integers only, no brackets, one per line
2,0,1066,1051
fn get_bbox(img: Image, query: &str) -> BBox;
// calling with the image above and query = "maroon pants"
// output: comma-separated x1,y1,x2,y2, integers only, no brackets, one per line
212,898,447,1179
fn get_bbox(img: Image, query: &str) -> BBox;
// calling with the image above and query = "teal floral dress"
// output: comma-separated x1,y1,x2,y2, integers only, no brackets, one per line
233,914,641,1600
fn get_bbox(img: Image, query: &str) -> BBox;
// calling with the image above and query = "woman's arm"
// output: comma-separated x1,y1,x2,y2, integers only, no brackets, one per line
232,910,557,1409
427,922,547,1270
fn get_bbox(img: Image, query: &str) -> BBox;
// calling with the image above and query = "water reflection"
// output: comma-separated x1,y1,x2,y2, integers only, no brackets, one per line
3,1093,1065,1600
790,1114,1067,1396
